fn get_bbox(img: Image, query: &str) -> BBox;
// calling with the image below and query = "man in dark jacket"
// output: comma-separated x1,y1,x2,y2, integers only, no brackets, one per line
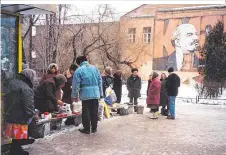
166,67,180,119
34,74,66,113
4,69,36,155
127,68,142,112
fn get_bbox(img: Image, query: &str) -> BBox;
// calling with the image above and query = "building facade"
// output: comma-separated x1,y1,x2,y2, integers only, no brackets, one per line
120,4,226,79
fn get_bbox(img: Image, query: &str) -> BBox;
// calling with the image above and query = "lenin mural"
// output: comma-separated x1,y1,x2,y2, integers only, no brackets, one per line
153,23,200,71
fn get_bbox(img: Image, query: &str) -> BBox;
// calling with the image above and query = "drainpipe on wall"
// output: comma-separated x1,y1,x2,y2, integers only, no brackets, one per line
152,17,156,71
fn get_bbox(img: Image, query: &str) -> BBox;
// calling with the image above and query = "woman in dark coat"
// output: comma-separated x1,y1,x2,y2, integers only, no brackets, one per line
113,70,122,103
160,73,169,116
34,74,67,113
62,65,78,125
4,69,36,155
127,68,142,112
62,64,78,105
102,66,114,97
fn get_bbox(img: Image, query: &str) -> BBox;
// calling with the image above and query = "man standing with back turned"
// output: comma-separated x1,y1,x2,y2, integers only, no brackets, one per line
71,56,103,134
166,67,180,120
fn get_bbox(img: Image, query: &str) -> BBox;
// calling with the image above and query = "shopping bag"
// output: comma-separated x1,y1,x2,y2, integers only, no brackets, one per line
104,87,117,105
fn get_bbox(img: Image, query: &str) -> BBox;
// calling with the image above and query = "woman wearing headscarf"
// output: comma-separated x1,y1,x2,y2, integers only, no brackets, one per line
102,66,114,97
34,74,67,113
146,72,161,119
4,69,36,155
40,63,59,84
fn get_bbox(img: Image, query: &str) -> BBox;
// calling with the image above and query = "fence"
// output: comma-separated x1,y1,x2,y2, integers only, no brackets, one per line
122,93,226,105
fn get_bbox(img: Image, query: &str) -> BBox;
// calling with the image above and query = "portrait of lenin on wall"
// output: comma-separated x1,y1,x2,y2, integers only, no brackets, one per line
153,23,200,71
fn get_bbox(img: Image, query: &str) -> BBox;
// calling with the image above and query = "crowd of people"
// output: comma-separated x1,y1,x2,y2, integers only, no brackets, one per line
3,55,180,155
146,67,180,119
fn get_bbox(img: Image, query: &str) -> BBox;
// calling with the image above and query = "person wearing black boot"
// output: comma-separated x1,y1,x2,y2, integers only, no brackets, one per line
4,69,36,155
72,56,103,134
62,64,78,125
127,68,142,112
160,73,169,116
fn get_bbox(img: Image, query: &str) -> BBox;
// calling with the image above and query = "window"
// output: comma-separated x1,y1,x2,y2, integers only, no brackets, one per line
128,28,136,43
1,14,18,92
143,27,151,43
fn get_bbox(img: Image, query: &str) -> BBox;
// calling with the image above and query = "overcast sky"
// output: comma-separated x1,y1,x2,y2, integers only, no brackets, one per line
72,4,140,15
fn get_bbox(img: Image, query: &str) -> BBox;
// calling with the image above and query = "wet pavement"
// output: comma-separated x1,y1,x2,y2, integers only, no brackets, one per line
26,103,226,155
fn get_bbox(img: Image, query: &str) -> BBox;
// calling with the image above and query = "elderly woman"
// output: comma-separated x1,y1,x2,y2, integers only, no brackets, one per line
102,66,114,97
4,69,36,155
40,63,59,84
146,72,161,119
34,74,67,113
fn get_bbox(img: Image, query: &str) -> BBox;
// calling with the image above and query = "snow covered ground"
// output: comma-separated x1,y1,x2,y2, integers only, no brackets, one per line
121,80,226,105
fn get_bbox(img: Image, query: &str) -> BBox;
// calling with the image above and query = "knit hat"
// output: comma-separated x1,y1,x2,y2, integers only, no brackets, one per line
54,74,67,87
21,69,36,85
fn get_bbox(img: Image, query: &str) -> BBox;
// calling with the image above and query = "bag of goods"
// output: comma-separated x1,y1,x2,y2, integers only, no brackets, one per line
72,101,82,113
104,87,117,105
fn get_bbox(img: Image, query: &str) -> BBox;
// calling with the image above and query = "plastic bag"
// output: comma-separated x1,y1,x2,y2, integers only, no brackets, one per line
105,87,117,105
72,101,82,113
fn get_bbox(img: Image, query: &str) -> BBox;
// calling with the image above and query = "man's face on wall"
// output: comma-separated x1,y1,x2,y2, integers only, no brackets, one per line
175,24,199,53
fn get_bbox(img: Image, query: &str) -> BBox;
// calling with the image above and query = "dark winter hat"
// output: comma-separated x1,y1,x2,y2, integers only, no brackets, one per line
168,67,174,73
54,74,67,87
76,56,87,65
131,68,138,73
69,64,78,71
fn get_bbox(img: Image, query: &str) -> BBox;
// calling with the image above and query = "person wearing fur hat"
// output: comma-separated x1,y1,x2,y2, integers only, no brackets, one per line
34,74,67,113
102,66,114,97
40,63,59,84
127,68,142,112
4,69,37,155
146,72,161,119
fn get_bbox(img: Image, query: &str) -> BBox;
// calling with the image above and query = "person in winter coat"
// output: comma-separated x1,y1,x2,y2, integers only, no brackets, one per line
166,67,180,119
113,70,123,103
127,68,142,112
147,74,152,96
102,66,114,97
62,64,78,105
71,56,103,134
160,73,169,116
4,69,36,155
34,74,67,113
146,72,161,119
62,64,78,126
40,63,59,83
